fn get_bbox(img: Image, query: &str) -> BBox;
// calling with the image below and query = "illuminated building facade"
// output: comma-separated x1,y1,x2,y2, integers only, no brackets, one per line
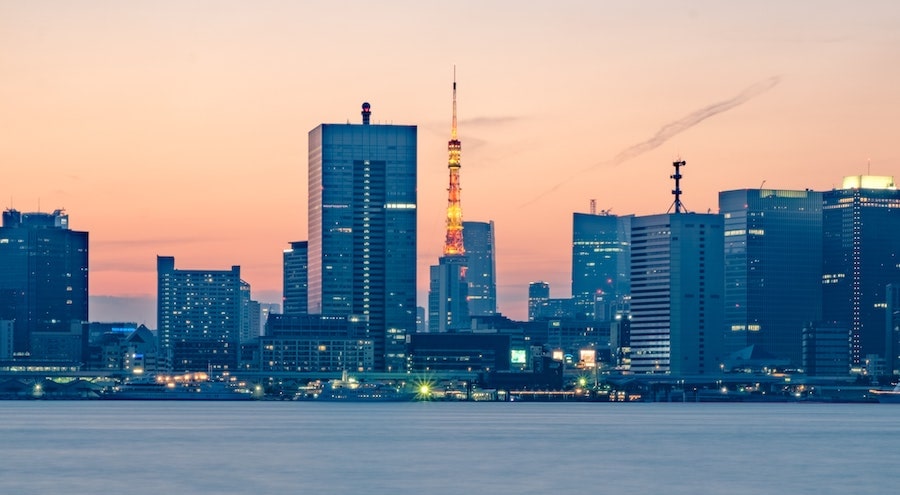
571,211,631,320
462,220,497,317
719,189,823,365
157,256,244,371
822,175,900,367
408,333,511,373
0,209,88,361
428,74,471,333
629,211,725,375
283,240,308,317
307,103,417,371
261,314,373,372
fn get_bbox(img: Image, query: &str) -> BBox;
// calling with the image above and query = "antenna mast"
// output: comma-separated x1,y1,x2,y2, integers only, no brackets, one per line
669,159,687,214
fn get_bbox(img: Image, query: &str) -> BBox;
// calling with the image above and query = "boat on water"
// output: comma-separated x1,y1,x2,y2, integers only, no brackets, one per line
103,373,254,401
869,383,900,404
303,371,416,402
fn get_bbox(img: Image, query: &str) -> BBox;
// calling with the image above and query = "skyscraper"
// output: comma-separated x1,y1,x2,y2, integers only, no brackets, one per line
283,240,308,317
571,210,631,320
629,212,725,375
528,282,550,322
822,175,900,367
886,284,900,377
428,258,469,333
629,161,724,375
719,188,823,365
307,103,417,371
157,256,244,371
428,73,470,333
0,209,88,360
463,220,497,317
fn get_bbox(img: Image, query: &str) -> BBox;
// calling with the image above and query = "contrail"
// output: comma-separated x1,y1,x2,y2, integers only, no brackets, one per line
523,75,782,206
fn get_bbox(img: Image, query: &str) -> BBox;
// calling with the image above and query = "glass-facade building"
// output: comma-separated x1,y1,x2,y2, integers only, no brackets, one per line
886,284,900,377
527,282,550,321
283,240,308,317
307,109,417,371
571,212,631,320
719,189,823,365
462,220,497,317
0,209,88,359
427,256,469,333
823,176,900,366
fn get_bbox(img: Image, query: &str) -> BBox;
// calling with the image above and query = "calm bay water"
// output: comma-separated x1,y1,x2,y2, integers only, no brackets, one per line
0,401,896,495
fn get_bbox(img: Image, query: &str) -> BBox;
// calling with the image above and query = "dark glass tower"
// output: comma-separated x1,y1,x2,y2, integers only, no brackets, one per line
0,209,88,359
307,103,417,371
527,282,550,321
462,220,497,317
823,176,900,366
283,241,308,317
427,257,469,333
571,212,631,320
719,189,823,365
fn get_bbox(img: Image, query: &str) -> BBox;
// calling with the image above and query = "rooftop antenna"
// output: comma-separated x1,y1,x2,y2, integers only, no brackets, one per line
361,102,371,125
668,159,687,214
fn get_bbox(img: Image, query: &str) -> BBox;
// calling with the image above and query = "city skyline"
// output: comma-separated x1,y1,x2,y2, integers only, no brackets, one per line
2,2,899,325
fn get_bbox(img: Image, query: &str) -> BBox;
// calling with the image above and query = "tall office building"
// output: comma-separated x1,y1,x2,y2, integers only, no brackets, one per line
719,189,823,365
571,210,631,320
429,74,470,333
157,256,244,371
0,209,88,360
528,282,550,321
463,220,497,318
283,240,308,316
823,175,900,366
629,161,724,375
308,103,417,371
239,282,261,344
629,212,725,374
886,284,900,377
428,258,469,333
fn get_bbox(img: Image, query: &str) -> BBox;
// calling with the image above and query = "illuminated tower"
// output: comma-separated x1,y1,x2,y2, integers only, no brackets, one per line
428,71,469,332
444,70,464,256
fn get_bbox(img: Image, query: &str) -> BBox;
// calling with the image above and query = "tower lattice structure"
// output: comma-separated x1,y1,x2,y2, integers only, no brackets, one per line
443,71,465,256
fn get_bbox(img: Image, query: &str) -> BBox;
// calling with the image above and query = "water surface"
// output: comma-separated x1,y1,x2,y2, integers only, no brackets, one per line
0,402,895,495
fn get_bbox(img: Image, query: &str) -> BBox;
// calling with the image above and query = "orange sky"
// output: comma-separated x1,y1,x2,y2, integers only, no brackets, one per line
2,1,899,325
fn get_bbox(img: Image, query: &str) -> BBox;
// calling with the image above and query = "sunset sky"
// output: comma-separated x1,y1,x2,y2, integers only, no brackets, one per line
2,1,899,326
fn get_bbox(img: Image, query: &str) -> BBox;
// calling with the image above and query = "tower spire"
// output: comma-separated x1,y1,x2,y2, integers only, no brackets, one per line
444,67,464,256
